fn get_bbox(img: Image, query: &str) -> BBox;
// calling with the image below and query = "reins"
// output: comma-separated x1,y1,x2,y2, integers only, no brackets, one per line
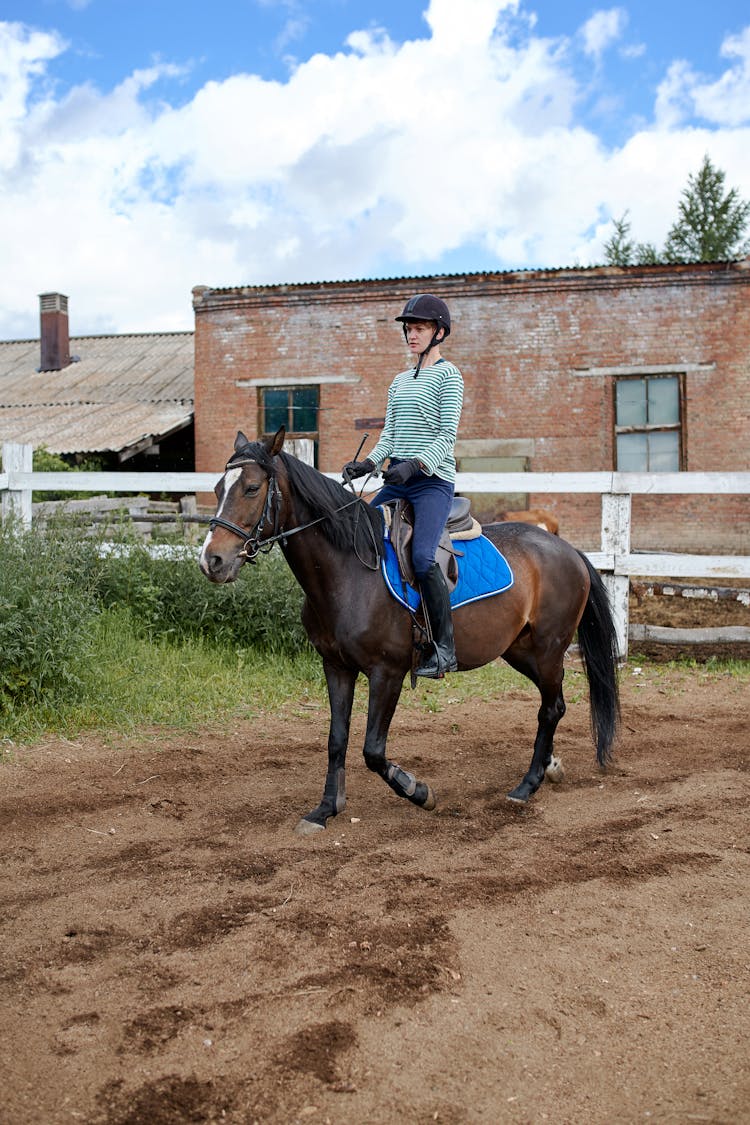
209,456,381,569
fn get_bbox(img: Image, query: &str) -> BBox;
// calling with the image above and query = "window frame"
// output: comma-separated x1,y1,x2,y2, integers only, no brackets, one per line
613,372,686,472
258,385,320,441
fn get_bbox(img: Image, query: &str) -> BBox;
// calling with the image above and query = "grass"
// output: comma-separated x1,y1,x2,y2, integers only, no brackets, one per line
0,606,326,744
398,660,536,711
0,594,545,748
628,651,750,682
4,613,747,751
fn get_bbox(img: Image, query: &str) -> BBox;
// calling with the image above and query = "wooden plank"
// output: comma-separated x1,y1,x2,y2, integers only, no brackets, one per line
599,494,631,657
11,471,221,492
583,552,614,570
6,468,749,497
630,624,750,644
612,471,750,495
453,471,614,493
147,500,182,512
2,441,32,525
631,581,750,605
601,493,631,555
616,554,750,580
32,495,148,516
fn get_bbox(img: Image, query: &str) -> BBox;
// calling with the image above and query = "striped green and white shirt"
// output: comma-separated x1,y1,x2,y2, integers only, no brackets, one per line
368,359,464,483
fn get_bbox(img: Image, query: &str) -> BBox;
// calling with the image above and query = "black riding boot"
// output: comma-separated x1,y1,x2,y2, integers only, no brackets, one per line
416,562,458,679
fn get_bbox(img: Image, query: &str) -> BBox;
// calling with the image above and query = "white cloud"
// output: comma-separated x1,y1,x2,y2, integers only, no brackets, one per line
0,21,66,170
424,0,513,49
620,42,645,60
688,26,750,126
1,2,750,339
655,27,750,129
580,8,627,60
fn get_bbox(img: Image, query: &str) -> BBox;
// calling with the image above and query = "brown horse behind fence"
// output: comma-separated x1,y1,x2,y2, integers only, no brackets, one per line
497,508,560,534
200,428,620,835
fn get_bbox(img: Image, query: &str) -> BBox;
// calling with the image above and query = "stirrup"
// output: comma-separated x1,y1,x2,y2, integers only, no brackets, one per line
415,643,458,679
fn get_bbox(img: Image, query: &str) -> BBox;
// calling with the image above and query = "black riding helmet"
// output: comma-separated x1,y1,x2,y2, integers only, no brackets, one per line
395,293,451,375
395,293,451,336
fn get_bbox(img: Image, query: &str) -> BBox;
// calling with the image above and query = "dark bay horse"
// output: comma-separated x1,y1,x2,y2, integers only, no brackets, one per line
200,428,620,836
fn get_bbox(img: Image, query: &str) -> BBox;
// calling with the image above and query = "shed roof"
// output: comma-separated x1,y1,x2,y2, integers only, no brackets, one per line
0,331,194,457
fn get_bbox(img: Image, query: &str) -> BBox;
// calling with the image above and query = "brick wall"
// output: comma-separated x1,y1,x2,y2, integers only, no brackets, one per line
193,262,750,554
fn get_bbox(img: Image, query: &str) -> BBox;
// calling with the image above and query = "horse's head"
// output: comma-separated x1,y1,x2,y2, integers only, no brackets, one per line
199,427,286,583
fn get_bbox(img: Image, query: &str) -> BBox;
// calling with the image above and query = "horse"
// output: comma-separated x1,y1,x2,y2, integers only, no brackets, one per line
199,428,620,836
496,508,560,535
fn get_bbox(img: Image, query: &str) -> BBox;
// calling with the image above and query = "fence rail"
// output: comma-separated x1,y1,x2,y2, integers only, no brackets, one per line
3,442,749,659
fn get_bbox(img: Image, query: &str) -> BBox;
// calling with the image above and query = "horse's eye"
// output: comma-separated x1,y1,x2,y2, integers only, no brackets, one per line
244,483,260,496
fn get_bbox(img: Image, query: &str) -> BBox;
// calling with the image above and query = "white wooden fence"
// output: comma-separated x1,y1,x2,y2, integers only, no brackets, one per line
2,441,749,660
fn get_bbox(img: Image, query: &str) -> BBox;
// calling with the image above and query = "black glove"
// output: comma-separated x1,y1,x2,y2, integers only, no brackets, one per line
342,457,375,481
383,458,423,486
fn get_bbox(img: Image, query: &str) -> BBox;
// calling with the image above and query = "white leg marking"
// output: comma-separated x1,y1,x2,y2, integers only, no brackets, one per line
545,755,565,783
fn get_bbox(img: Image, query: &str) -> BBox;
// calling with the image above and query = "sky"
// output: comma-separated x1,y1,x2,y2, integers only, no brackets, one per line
2,0,750,339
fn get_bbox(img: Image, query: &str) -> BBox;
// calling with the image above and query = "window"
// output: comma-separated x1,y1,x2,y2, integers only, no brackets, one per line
259,385,319,463
615,375,683,471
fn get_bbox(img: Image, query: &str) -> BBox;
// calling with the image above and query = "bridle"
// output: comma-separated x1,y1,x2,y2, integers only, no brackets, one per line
208,456,283,561
208,454,380,567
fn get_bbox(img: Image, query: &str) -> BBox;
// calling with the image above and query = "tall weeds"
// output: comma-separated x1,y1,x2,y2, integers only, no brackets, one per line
0,517,309,735
0,517,99,712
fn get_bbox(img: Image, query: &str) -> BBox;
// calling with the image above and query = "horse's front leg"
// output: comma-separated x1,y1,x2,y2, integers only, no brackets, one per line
295,661,356,836
362,668,437,812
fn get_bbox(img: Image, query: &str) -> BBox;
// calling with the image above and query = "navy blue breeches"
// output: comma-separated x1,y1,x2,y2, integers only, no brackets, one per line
372,465,454,579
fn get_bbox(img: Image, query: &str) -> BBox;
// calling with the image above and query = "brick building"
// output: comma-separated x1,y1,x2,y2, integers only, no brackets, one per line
192,261,750,553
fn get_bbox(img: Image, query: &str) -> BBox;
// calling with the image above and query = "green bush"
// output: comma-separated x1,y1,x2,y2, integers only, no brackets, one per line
92,534,309,652
0,519,100,712
0,515,310,721
31,445,108,501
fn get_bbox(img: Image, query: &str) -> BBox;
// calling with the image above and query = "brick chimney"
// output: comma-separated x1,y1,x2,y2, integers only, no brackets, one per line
39,292,70,371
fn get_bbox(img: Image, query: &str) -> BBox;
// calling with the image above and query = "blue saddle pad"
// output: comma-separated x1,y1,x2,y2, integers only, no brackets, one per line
381,530,514,611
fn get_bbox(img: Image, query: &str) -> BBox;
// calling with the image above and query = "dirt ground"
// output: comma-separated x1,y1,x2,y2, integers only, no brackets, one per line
1,592,749,1125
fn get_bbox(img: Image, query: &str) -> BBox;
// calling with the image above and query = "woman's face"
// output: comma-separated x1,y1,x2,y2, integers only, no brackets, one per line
405,319,439,356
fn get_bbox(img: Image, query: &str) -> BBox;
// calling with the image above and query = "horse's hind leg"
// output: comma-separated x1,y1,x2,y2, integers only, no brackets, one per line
295,661,356,836
362,667,437,811
503,644,566,805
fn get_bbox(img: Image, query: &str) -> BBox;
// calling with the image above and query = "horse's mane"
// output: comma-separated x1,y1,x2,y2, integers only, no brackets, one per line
229,441,383,557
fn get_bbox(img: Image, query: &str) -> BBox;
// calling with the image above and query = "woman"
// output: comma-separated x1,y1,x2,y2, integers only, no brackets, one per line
342,293,464,678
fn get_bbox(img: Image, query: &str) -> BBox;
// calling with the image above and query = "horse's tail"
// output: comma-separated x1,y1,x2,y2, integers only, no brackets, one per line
576,552,621,766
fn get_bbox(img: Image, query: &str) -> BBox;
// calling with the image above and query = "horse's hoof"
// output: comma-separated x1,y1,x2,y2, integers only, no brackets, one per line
506,793,527,806
545,756,565,783
422,786,437,811
506,781,531,805
294,818,326,837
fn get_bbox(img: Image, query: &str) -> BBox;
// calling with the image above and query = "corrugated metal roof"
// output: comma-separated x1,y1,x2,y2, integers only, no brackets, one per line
194,258,745,298
0,331,194,455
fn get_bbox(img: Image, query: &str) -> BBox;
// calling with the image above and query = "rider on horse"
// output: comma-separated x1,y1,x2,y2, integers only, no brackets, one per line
343,293,464,679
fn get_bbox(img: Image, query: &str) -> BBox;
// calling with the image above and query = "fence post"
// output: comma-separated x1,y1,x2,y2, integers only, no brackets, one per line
600,490,631,660
1,442,33,528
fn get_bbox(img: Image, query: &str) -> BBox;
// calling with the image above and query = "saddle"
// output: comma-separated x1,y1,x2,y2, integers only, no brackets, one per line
381,497,481,592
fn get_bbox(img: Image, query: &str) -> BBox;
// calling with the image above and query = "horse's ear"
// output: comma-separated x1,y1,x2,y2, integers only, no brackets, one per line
267,426,286,457
234,431,249,452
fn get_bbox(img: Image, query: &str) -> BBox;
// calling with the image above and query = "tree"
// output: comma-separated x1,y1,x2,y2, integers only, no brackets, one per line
602,212,659,266
602,155,750,265
602,212,635,265
663,155,750,262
